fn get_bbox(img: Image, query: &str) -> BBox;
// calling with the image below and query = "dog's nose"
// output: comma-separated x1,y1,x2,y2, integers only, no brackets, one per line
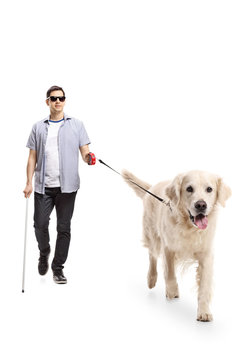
195,200,207,212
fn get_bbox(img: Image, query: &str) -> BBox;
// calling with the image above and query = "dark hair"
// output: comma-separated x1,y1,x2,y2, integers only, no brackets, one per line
46,85,65,99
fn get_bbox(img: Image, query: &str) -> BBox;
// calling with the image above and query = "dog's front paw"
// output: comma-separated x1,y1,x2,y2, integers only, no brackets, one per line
166,283,179,299
197,312,213,322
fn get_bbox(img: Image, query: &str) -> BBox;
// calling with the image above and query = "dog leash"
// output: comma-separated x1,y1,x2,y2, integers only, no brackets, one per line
97,158,172,211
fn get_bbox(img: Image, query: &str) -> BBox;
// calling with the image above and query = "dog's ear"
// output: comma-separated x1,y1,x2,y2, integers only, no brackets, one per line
165,174,184,206
217,178,232,207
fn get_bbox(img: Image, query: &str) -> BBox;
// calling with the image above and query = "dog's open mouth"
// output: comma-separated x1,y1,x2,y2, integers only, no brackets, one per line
188,211,208,230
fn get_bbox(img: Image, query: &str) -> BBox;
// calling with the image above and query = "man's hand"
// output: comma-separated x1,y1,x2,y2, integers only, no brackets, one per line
88,152,96,165
23,184,33,198
80,145,96,165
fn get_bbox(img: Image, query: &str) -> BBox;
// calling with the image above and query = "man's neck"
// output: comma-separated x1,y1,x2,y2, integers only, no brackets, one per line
50,111,64,121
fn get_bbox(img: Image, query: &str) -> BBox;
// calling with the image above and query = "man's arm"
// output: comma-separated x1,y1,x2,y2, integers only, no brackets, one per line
23,149,37,198
79,144,90,163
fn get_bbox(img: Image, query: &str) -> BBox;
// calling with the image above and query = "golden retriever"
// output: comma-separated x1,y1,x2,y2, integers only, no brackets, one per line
122,169,231,322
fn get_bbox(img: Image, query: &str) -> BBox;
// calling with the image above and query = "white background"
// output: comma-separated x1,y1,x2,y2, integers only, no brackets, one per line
0,0,239,359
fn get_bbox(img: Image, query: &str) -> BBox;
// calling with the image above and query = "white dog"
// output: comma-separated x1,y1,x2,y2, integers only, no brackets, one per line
122,169,231,322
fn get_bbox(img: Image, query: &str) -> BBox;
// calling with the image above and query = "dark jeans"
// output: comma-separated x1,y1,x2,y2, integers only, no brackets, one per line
34,188,77,270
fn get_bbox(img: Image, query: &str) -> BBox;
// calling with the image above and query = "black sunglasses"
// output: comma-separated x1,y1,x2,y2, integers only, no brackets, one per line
47,96,66,102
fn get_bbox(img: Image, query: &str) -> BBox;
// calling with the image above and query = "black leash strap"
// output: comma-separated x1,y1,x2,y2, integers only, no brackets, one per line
98,159,172,210
98,159,122,176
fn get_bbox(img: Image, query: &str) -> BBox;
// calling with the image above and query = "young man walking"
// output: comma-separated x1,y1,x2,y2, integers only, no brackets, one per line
23,85,95,284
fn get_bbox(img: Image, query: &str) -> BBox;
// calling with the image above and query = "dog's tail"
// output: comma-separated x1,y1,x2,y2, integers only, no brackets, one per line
122,169,152,199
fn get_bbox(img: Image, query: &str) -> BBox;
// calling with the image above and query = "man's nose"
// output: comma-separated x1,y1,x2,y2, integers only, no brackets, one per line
194,200,207,212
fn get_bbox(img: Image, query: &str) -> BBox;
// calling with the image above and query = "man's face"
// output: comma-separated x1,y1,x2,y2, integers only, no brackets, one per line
46,90,66,113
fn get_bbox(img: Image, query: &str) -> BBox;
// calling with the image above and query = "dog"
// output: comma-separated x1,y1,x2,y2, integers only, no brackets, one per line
122,169,231,322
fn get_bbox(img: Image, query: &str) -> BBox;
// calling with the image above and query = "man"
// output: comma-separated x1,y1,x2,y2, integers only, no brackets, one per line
23,85,95,284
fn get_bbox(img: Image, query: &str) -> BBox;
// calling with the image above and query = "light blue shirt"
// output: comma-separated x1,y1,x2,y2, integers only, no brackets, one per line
26,114,90,194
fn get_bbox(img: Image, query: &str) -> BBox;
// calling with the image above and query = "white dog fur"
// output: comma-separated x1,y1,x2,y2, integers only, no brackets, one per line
122,169,231,322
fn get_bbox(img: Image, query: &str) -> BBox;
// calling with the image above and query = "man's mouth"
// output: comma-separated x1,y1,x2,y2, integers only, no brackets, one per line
188,211,208,230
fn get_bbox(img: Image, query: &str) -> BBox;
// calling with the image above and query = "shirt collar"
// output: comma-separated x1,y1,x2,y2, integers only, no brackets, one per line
44,113,71,123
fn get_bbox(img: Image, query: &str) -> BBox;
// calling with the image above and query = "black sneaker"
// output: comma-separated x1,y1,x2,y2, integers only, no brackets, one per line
38,251,50,275
53,269,67,284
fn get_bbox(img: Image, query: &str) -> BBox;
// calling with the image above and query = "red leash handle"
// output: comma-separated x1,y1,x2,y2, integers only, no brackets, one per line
88,152,96,165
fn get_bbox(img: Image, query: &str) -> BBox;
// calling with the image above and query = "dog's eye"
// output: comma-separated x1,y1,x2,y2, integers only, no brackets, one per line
186,186,193,193
206,187,213,193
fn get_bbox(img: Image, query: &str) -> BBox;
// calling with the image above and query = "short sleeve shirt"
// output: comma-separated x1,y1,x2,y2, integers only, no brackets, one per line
26,114,90,194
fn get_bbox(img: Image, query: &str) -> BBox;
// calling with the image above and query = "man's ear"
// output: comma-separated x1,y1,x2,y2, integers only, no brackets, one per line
165,174,184,206
217,178,232,207
46,99,49,106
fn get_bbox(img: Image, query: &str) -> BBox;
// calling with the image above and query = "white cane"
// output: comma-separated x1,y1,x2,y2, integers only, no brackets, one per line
22,197,29,293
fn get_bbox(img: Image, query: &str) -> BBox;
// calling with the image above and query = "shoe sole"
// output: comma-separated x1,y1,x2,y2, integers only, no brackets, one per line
53,278,67,284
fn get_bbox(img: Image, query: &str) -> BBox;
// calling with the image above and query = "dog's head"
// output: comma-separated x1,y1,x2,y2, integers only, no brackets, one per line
165,170,231,230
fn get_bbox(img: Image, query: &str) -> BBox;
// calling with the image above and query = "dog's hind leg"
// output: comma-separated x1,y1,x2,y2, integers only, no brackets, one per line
163,248,179,299
147,253,158,289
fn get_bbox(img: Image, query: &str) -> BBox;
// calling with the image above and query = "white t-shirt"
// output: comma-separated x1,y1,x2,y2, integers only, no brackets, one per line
45,119,64,187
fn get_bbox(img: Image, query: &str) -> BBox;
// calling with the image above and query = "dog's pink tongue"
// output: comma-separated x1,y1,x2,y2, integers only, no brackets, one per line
195,215,208,230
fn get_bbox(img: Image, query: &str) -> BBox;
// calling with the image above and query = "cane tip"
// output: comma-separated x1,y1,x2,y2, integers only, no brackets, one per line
22,289,24,293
